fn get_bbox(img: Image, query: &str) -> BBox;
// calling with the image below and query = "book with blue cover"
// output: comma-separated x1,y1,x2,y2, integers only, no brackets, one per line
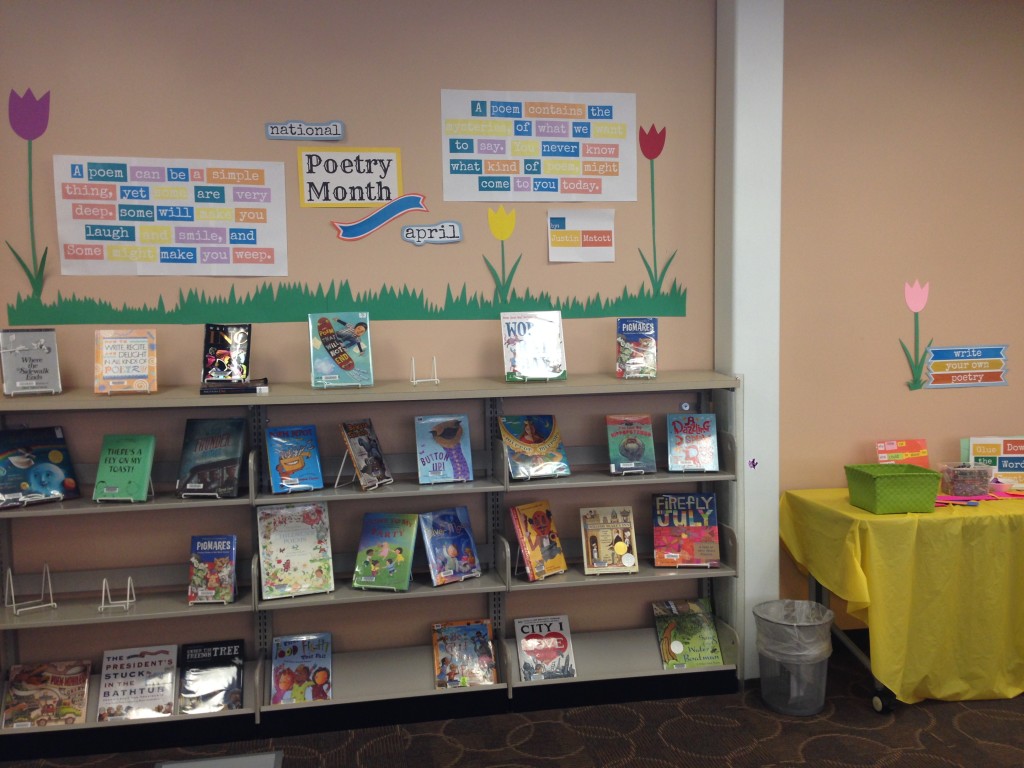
176,418,247,498
419,506,482,586
414,414,474,484
0,425,80,506
266,424,324,493
309,311,373,387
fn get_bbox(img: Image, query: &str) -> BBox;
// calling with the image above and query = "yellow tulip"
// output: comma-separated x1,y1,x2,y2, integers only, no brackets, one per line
487,206,516,242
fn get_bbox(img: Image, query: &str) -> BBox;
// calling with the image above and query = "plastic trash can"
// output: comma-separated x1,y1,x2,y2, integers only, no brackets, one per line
753,599,834,715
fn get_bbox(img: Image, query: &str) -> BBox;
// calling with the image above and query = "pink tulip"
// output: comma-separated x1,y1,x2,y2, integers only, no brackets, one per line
904,280,929,314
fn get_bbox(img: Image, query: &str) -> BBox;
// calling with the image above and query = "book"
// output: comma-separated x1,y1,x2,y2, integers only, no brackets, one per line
96,644,177,721
339,418,393,490
201,323,251,384
498,414,571,480
606,414,657,475
1,659,91,729
414,414,474,484
352,512,419,591
514,615,576,681
652,492,721,568
188,534,238,604
92,433,156,503
653,598,724,669
270,633,332,704
876,438,930,468
500,310,567,382
419,506,482,586
178,640,245,714
0,426,80,506
666,413,719,472
266,424,324,493
579,505,639,575
431,618,497,688
309,311,373,387
176,418,247,498
257,502,334,599
508,499,568,581
615,317,658,378
198,377,270,396
94,328,158,394
0,327,62,395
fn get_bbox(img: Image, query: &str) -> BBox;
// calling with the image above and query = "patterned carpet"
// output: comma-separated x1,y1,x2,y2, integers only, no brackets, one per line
2,640,1023,768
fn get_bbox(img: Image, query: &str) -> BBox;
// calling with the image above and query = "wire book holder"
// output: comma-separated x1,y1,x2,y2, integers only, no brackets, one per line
333,450,394,491
0,490,64,508
101,379,153,395
276,477,316,493
94,478,155,503
99,576,136,612
4,564,57,615
410,356,440,386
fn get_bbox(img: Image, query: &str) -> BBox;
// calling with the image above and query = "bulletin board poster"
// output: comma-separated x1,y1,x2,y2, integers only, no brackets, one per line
441,89,637,202
53,155,288,277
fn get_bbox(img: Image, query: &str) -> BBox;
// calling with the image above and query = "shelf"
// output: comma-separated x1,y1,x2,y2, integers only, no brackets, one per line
0,492,250,520
251,476,505,507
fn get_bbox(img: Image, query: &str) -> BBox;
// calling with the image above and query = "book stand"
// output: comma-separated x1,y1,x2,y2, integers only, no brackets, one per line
4,564,57,615
276,478,316,493
511,545,564,581
98,576,136,612
410,356,440,386
95,478,155,503
618,468,649,477
101,380,153,395
5,386,60,396
0,490,64,508
333,451,394,491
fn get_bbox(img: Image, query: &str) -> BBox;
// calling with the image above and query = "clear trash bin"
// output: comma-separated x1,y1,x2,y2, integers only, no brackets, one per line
753,599,834,715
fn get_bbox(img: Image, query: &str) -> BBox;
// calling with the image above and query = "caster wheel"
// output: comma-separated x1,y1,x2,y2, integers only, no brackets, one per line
871,690,895,713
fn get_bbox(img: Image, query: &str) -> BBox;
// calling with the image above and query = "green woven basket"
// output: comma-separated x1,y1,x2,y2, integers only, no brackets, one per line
844,464,941,514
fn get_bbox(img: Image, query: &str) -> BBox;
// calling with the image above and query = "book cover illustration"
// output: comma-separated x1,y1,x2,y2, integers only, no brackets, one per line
666,413,719,472
580,506,639,575
514,615,576,681
352,512,419,592
1,660,91,729
176,418,247,498
615,317,657,379
606,414,657,475
266,424,324,493
653,598,724,669
963,436,1024,487
92,433,156,503
257,502,334,600
271,633,332,704
498,414,571,481
508,499,568,581
96,644,177,721
94,328,158,394
201,323,251,384
876,438,929,468
309,311,373,387
340,419,393,490
188,534,238,604
0,426,80,506
419,506,482,586
653,492,721,568
415,414,474,484
431,618,497,689
0,327,62,396
178,640,245,715
500,310,567,382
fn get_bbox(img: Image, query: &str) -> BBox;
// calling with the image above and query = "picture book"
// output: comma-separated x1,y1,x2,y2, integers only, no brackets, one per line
178,640,245,715
580,506,639,575
508,499,568,581
257,502,334,599
514,615,576,681
666,413,719,472
414,414,474,484
0,426,80,506
270,633,332,704
92,433,156,503
963,435,1024,487
266,424,324,493
176,418,247,498
498,414,571,481
431,619,497,688
652,492,721,568
0,327,62,396
500,310,567,382
606,414,657,475
615,317,658,378
419,506,483,586
93,328,158,394
188,534,238,604
1,659,91,729
340,418,393,490
201,323,251,384
352,512,419,592
308,311,373,387
96,644,177,721
653,598,724,669
876,438,929,468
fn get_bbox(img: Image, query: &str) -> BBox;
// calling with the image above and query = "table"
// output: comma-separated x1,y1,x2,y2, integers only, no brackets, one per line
780,488,1024,704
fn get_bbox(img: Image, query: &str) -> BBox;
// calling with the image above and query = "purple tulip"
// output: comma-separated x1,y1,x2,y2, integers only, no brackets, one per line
8,88,50,142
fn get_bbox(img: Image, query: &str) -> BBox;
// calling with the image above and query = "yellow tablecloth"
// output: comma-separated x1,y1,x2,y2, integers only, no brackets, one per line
780,488,1024,703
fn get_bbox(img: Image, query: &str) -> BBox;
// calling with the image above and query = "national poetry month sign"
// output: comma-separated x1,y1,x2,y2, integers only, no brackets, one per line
53,155,288,276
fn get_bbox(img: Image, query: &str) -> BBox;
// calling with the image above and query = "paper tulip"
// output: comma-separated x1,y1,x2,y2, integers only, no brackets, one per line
8,88,50,142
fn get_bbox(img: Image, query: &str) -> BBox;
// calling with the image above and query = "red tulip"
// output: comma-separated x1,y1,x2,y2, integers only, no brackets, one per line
639,124,666,160
8,88,50,142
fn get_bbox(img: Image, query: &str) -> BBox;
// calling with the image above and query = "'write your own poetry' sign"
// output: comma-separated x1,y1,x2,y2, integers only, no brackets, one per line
298,147,403,208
